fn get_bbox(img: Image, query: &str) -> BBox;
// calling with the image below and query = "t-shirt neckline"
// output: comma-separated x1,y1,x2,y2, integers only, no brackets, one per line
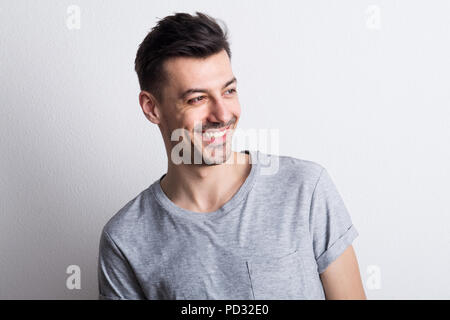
150,150,260,220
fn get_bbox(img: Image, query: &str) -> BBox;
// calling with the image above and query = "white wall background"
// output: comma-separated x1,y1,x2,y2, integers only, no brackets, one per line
1,0,449,299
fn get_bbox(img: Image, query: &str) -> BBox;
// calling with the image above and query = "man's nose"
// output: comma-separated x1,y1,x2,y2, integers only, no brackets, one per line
206,98,233,124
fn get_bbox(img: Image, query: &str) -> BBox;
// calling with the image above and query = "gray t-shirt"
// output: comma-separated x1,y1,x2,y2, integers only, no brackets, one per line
98,150,358,300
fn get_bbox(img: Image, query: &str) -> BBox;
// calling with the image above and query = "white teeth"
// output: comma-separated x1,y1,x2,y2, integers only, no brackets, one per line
203,130,226,139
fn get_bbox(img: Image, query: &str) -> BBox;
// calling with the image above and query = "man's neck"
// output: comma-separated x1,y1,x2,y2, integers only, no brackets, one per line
160,151,251,213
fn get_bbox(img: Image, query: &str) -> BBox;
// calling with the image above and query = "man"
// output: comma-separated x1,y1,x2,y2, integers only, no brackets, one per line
98,11,366,300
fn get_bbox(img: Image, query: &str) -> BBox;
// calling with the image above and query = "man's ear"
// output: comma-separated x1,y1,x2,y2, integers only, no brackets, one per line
139,91,162,124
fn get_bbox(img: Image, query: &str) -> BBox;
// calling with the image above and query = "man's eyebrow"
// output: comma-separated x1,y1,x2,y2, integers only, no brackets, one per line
179,77,237,100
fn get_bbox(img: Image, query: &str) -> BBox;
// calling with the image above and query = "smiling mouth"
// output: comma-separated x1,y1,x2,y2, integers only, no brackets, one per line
201,125,231,143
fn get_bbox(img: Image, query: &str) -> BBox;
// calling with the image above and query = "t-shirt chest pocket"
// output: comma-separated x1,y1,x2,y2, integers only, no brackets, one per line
246,249,310,299
163,249,255,299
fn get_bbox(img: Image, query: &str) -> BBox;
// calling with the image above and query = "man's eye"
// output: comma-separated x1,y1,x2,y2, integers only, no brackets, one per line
187,89,236,104
188,96,205,104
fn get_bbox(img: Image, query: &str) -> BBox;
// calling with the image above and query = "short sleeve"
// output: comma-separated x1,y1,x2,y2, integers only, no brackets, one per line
97,229,146,300
309,167,359,274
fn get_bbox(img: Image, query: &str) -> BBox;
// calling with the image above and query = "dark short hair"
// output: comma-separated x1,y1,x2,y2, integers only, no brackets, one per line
134,11,232,104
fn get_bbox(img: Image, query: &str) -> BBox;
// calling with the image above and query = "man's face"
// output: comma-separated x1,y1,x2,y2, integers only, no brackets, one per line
158,49,241,165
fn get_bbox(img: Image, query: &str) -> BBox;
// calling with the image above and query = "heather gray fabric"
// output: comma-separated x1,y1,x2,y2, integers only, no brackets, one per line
97,150,358,300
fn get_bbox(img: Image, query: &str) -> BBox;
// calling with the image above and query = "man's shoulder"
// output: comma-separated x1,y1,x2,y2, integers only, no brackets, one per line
101,186,153,240
257,151,324,183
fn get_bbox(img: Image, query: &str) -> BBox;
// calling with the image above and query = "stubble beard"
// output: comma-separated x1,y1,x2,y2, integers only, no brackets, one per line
191,134,233,166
